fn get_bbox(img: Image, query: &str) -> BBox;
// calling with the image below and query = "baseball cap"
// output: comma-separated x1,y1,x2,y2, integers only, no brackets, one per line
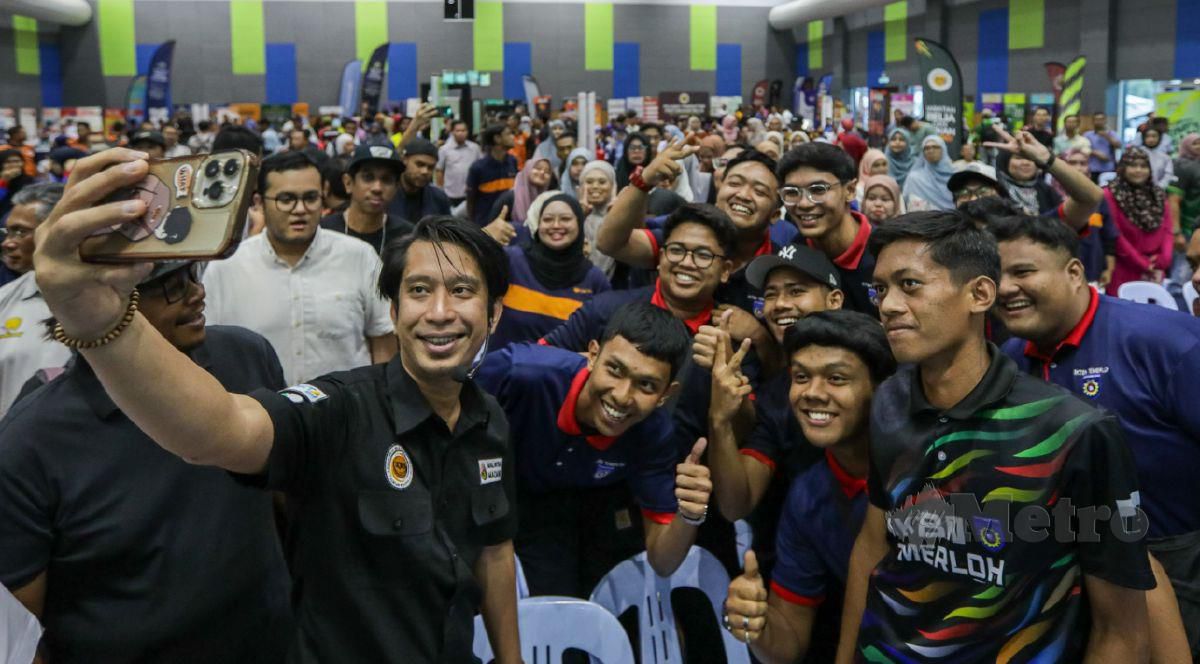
746,244,841,291
404,138,438,160
130,131,166,149
347,143,405,175
948,162,1003,195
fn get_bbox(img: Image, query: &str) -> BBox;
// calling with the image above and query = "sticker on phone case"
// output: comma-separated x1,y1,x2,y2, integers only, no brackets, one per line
174,164,193,199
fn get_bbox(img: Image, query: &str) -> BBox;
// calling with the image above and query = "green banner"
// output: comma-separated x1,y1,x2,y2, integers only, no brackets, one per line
230,0,265,75
355,0,388,65
914,38,964,156
98,0,136,77
1008,0,1044,49
585,3,614,71
690,5,716,71
13,16,39,75
474,1,504,71
884,2,907,63
808,21,823,70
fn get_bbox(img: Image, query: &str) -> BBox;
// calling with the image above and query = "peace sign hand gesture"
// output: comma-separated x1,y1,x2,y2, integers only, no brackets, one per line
642,136,699,187
982,125,1052,167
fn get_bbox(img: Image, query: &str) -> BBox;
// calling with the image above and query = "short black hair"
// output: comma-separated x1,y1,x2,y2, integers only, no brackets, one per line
868,210,1000,285
724,148,779,187
481,124,507,148
213,125,264,157
777,142,856,183
899,116,917,129
320,157,349,200
378,215,510,308
197,120,212,131
783,309,897,384
600,301,691,382
957,195,1019,225
662,203,739,257
257,150,319,196
988,213,1079,257
449,119,469,132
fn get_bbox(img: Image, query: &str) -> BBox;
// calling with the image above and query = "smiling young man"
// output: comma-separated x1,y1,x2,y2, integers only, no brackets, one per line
320,143,415,255
31,152,523,661
477,302,711,596
837,210,1154,663
992,213,1200,657
722,310,895,663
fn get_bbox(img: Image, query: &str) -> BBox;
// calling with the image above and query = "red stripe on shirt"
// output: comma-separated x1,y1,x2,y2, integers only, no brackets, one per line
770,581,825,606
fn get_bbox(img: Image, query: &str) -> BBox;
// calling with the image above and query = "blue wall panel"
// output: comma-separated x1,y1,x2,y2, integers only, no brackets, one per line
503,42,531,102
867,30,885,88
39,44,63,107
265,43,297,105
716,43,741,96
613,42,639,99
1176,0,1200,78
977,9,1008,95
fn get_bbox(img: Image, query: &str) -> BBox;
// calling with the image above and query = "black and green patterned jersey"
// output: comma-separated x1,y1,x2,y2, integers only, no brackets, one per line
860,345,1154,663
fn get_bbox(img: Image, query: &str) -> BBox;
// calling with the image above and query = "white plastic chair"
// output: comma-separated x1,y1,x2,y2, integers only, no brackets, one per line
589,547,750,664
734,520,753,569
1,582,42,664
515,554,530,599
1184,281,1199,315
472,596,636,664
1117,280,1178,310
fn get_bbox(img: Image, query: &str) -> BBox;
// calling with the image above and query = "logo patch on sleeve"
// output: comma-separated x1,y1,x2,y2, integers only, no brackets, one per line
478,458,503,484
280,383,328,404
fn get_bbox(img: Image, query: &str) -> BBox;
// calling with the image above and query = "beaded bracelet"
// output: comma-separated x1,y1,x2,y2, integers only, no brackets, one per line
52,290,140,350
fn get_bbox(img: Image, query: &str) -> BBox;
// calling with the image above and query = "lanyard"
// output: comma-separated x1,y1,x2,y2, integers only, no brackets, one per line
343,214,387,253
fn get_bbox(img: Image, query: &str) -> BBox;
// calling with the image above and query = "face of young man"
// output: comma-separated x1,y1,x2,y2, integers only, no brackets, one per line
788,345,875,448
995,237,1086,347
1064,116,1080,134
140,265,207,352
1,203,40,274
391,240,498,387
872,240,994,365
581,335,674,437
452,123,469,144
262,167,323,248
162,126,180,147
555,136,576,162
403,154,437,190
762,268,843,344
289,131,308,151
344,163,400,214
657,222,731,305
783,165,854,242
715,160,778,234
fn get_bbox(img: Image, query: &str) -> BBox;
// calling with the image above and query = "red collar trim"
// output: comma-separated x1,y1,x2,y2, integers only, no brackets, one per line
826,449,867,499
556,367,618,451
650,279,713,335
1023,287,1100,363
808,212,871,270
753,231,774,257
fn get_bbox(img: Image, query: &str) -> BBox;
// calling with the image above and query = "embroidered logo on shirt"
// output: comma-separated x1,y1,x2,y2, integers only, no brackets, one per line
478,458,503,485
1073,366,1108,399
280,383,328,404
386,444,414,490
0,317,23,339
593,460,626,480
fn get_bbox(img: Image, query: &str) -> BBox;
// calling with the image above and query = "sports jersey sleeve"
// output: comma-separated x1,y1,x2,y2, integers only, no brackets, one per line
474,347,515,404
742,396,786,472
770,480,828,606
630,416,679,522
466,161,481,192
478,405,519,546
248,378,353,495
0,432,54,589
540,298,603,351
1061,415,1156,591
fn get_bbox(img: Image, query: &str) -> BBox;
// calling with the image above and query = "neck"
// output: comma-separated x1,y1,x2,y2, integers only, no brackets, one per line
573,377,599,433
490,146,508,160
345,204,384,233
919,333,990,411
400,174,421,195
829,434,870,478
408,366,465,430
1035,286,1092,352
810,210,859,259
659,285,710,321
266,232,311,267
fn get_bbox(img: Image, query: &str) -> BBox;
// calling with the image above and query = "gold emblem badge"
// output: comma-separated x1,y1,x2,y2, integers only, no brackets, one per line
386,444,413,490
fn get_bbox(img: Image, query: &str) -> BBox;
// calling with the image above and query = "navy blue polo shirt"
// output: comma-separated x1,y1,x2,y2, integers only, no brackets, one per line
539,279,712,351
643,219,777,316
771,450,867,606
1003,288,1200,537
491,247,611,350
466,154,518,227
797,211,877,318
476,343,679,523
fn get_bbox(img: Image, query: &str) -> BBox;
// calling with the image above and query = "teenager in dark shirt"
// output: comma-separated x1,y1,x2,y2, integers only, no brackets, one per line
468,124,519,229
390,137,450,224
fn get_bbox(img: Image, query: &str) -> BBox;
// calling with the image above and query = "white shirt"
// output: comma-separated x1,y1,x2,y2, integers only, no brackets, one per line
437,138,482,199
202,229,393,385
0,272,72,417
164,143,192,158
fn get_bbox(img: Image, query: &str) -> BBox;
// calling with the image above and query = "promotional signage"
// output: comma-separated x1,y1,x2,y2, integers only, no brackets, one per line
913,38,964,157
338,60,362,119
145,41,175,114
360,44,390,117
659,92,710,118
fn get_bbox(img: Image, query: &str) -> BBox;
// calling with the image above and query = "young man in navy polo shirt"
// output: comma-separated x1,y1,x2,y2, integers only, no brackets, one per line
839,211,1154,662
477,302,712,597
722,310,895,662
777,143,877,317
992,213,1198,658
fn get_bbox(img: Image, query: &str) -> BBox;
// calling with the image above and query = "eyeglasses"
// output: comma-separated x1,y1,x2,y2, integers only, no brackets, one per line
264,191,323,212
144,262,203,304
780,183,837,206
712,157,729,169
953,185,995,204
663,242,724,269
627,144,647,152
0,227,33,241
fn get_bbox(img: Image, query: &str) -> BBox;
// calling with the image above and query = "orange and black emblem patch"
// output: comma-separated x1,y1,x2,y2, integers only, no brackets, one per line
385,444,413,490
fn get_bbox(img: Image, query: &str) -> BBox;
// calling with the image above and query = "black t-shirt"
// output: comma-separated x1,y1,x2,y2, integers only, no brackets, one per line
246,355,517,663
860,346,1154,661
0,326,293,663
319,211,415,255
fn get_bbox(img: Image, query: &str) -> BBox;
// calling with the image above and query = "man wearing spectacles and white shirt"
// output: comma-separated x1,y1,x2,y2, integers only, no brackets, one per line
203,151,397,385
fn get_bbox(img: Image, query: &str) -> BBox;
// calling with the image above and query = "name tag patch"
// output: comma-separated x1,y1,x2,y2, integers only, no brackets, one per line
479,458,503,485
280,383,328,404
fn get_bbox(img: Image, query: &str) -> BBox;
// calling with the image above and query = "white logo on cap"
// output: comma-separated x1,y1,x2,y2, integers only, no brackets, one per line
369,146,392,159
778,245,797,260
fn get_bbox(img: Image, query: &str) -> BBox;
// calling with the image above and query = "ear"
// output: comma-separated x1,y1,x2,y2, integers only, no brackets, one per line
1065,257,1087,287
845,178,859,203
657,380,682,408
586,339,601,370
489,300,503,333
342,173,353,191
389,300,399,326
827,288,845,310
968,275,997,314
718,258,733,284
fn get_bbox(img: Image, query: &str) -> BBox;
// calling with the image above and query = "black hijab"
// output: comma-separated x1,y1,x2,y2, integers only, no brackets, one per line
615,132,654,189
525,193,594,290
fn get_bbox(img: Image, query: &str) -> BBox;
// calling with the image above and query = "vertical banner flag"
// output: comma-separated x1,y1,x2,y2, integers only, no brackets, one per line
914,38,964,157
360,44,390,117
1056,57,1086,133
145,41,176,114
339,60,363,118
125,75,148,121
1044,62,1066,129
792,76,810,117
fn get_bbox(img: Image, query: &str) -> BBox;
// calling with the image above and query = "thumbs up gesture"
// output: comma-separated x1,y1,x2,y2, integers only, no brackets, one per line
724,550,767,643
675,438,712,524
483,205,517,246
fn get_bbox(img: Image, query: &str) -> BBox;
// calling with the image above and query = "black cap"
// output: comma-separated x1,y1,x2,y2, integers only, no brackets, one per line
347,143,404,175
404,138,438,160
139,260,194,285
746,244,841,291
130,131,165,148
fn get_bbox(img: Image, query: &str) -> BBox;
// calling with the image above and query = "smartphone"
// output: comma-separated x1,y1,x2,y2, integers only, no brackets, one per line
81,149,259,263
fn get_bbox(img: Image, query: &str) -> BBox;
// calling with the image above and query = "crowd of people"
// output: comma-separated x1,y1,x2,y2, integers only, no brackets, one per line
1,97,1199,663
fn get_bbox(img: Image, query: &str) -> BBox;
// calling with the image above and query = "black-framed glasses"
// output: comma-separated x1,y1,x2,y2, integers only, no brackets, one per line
953,185,995,204
264,191,322,212
663,242,723,269
144,263,203,304
0,227,33,241
780,183,837,206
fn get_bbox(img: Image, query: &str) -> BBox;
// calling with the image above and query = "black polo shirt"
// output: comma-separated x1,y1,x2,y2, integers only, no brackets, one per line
796,211,877,318
247,354,516,663
318,211,415,255
0,326,293,663
860,346,1154,661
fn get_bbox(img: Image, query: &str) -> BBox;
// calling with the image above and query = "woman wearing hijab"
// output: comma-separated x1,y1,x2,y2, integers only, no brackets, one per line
578,160,619,279
488,156,557,227
854,148,890,202
491,191,610,349
745,118,767,146
721,115,740,144
615,132,653,190
860,174,905,225
1139,127,1176,189
902,135,956,211
559,147,593,200
1105,148,1174,294
886,128,915,189
996,150,1062,216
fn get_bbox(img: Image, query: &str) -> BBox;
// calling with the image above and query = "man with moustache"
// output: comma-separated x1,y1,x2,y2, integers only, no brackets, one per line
320,143,415,254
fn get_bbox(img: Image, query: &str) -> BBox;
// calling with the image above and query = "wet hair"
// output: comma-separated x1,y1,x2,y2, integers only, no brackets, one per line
378,215,510,308
783,309,897,384
212,125,264,157
10,182,64,223
724,148,780,187
988,213,1079,257
481,124,507,148
600,301,691,381
868,210,1000,285
662,203,739,257
777,142,856,184
257,150,319,196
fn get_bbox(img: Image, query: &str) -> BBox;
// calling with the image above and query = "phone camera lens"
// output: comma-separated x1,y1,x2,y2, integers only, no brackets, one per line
204,160,220,177
206,182,224,200
224,159,239,176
